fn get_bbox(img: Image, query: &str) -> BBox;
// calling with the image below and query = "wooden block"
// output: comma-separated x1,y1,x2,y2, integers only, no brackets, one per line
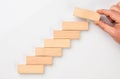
62,21,89,31
44,39,70,48
26,56,52,65
54,30,80,39
73,7,100,21
18,64,44,74
36,48,62,56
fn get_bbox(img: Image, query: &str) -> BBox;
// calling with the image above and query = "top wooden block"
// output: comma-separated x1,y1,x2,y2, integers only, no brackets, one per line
73,7,100,21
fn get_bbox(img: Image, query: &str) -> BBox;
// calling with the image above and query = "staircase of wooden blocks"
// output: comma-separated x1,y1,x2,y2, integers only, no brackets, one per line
18,7,100,74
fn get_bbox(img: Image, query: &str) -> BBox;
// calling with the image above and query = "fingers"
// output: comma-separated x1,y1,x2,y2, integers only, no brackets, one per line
97,9,120,23
97,9,110,16
110,5,120,13
95,21,116,37
96,2,120,44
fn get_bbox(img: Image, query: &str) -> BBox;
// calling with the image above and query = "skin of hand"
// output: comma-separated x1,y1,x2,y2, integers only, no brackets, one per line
95,2,120,44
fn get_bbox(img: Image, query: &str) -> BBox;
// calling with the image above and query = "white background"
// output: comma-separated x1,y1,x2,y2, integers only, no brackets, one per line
0,0,120,79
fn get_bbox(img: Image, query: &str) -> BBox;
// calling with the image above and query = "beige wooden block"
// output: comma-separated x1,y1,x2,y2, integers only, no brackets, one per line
36,48,62,56
54,30,80,39
73,7,100,21
18,64,44,74
62,21,89,31
26,56,52,65
44,39,70,48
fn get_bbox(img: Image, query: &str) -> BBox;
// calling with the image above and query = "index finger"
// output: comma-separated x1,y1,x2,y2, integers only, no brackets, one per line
97,9,120,23
97,9,112,17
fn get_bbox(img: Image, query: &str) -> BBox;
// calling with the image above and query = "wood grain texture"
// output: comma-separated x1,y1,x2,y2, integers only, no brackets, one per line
44,39,70,48
18,64,44,74
62,21,89,30
26,56,52,65
73,7,100,21
54,30,80,39
36,48,62,56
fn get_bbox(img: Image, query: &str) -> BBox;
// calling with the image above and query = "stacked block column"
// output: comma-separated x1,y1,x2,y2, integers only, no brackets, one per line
18,7,100,74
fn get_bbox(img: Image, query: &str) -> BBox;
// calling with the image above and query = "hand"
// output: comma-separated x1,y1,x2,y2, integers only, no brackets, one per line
95,2,120,44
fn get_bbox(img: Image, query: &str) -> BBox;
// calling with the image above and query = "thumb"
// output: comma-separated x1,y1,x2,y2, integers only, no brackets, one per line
95,21,116,36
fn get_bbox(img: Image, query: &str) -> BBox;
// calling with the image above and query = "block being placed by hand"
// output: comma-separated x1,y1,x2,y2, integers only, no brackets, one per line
18,64,44,74
26,56,52,65
62,21,89,30
36,48,62,56
73,7,100,21
44,39,70,48
54,30,80,39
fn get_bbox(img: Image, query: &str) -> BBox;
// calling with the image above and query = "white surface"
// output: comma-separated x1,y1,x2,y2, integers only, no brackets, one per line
0,0,120,79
